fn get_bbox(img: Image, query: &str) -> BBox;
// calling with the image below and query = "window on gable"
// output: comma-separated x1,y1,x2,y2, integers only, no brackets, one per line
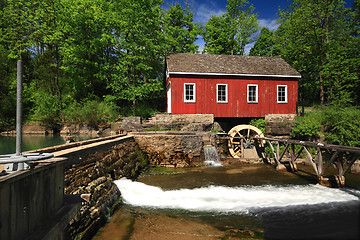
184,83,195,103
247,84,258,103
217,84,228,103
277,85,287,103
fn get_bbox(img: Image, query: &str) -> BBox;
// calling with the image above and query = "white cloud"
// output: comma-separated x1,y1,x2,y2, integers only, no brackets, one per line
243,18,280,54
193,3,226,24
258,18,280,31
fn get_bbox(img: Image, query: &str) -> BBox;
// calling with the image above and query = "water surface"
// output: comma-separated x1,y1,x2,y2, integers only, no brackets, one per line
0,134,99,155
95,163,360,239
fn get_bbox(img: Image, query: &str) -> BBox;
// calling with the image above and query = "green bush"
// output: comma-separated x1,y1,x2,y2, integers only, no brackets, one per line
291,111,322,141
64,99,118,128
250,118,266,133
290,106,360,147
322,107,360,147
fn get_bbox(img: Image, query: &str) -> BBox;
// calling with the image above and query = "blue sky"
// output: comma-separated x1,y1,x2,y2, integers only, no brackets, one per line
162,0,355,53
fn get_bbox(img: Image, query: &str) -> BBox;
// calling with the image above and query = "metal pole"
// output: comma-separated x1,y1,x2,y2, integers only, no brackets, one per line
16,60,23,170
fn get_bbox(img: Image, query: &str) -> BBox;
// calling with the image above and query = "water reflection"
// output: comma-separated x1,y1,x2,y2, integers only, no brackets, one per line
0,134,99,155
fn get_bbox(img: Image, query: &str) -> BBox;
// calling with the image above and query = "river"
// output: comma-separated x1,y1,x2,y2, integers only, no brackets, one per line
94,163,360,240
0,134,99,155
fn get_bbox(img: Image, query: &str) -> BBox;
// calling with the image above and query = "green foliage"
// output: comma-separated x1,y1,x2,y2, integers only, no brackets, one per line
276,0,360,106
291,106,360,147
120,101,160,119
163,3,200,54
322,107,360,147
249,118,265,133
249,27,280,57
202,0,259,55
145,165,186,175
63,100,118,128
291,111,322,141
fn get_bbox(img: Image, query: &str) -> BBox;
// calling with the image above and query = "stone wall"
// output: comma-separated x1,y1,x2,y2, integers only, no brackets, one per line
64,140,148,239
265,114,296,136
133,132,205,167
144,113,214,131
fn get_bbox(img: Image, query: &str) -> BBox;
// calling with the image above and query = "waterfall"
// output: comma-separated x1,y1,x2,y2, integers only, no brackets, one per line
204,145,222,166
114,178,360,214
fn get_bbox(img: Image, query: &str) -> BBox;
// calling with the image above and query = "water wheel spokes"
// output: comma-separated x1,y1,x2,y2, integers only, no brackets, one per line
228,124,264,158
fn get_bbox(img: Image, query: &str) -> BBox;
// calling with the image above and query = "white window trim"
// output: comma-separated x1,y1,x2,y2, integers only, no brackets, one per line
277,85,288,103
247,84,258,103
184,83,196,103
216,84,228,103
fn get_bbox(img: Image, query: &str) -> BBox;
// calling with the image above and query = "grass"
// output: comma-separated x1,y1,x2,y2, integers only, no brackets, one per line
144,165,186,175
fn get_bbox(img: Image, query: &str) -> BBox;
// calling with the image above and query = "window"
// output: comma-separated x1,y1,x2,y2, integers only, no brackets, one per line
184,83,195,103
247,84,258,103
217,84,228,103
277,85,287,103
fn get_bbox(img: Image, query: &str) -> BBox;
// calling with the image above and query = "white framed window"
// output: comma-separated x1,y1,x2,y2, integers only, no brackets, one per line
217,84,228,103
277,85,288,103
247,84,258,103
184,83,195,103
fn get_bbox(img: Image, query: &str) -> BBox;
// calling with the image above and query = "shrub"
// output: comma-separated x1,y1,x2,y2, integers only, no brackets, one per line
291,111,322,141
64,99,118,128
322,107,360,147
250,118,266,133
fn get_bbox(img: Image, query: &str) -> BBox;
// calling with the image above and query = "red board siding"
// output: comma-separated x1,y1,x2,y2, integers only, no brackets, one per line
167,75,298,118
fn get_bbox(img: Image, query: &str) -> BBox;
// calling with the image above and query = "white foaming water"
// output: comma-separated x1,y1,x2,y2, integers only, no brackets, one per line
204,145,222,167
115,178,360,214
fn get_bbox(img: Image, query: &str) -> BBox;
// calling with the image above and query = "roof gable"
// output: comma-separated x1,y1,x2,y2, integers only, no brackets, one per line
166,53,301,78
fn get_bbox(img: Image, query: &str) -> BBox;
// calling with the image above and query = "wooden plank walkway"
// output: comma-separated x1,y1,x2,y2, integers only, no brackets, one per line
51,135,133,157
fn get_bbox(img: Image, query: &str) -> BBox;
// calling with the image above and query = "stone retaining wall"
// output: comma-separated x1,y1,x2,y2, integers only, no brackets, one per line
265,114,296,136
64,140,148,239
133,132,206,167
144,113,214,131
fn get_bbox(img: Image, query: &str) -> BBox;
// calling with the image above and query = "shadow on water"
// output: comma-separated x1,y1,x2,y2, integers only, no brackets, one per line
254,200,360,240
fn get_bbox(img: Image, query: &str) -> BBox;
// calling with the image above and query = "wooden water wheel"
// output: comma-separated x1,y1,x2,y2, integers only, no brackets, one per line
228,124,265,158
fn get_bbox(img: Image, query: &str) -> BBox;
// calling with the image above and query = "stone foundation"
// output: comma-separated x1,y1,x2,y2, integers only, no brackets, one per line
133,132,205,167
265,114,296,136
144,113,214,131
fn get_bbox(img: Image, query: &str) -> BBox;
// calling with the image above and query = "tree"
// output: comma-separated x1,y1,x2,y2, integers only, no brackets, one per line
106,0,165,114
163,3,199,54
277,0,359,106
202,0,259,55
249,27,279,57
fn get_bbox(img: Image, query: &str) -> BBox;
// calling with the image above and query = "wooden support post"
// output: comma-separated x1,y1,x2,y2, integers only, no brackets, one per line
317,147,323,177
278,143,290,163
267,140,278,165
321,151,339,176
304,146,319,176
240,138,244,158
337,154,344,177
289,144,297,172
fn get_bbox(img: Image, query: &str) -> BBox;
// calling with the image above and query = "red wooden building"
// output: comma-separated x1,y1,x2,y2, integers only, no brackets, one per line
165,53,300,118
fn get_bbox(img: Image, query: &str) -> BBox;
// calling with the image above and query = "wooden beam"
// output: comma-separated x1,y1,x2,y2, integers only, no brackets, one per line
321,151,339,176
304,146,319,176
317,147,323,177
342,154,359,176
278,143,290,162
